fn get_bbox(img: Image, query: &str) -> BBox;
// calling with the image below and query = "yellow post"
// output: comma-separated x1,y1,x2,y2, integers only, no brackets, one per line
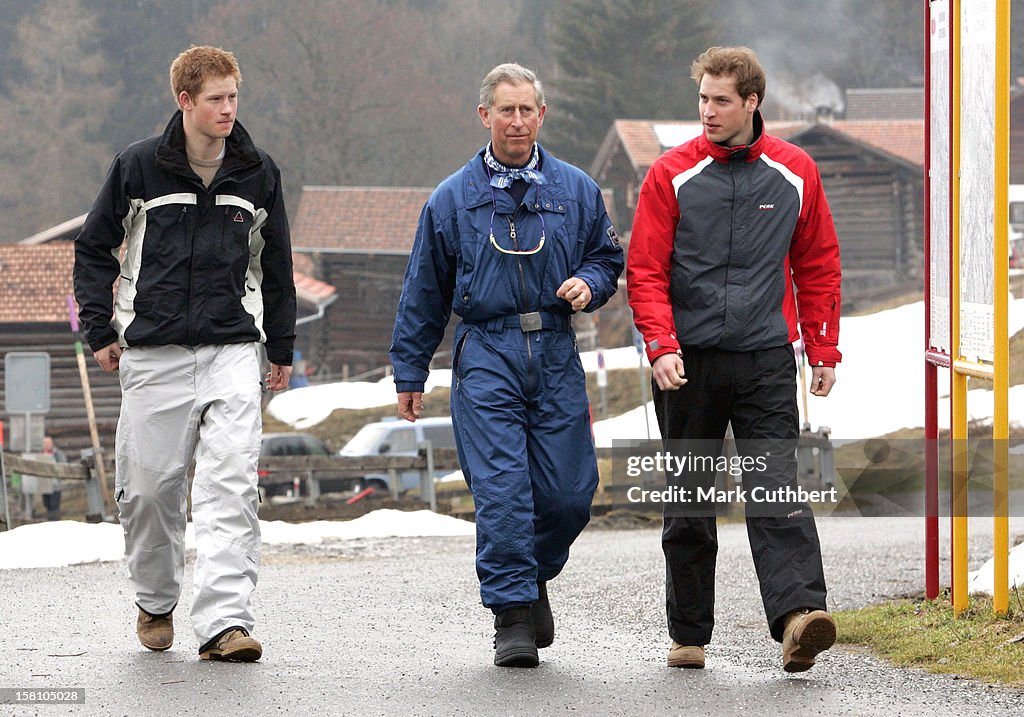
949,0,969,616
992,0,1010,616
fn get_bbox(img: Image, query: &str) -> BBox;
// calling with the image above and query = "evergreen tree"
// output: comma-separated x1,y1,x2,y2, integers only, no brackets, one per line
545,0,718,169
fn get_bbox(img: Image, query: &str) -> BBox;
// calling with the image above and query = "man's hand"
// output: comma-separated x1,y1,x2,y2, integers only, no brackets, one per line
556,276,592,312
398,391,424,422
652,353,687,391
93,342,123,372
265,364,293,392
810,366,836,397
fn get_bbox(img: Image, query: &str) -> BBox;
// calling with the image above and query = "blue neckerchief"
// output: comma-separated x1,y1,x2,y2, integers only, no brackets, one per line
484,143,546,189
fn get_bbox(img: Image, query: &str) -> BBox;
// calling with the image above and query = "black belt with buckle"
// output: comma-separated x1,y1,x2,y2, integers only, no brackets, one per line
519,311,543,332
473,311,570,333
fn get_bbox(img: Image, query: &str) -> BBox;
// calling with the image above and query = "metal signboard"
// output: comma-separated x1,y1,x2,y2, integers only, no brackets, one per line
4,352,51,414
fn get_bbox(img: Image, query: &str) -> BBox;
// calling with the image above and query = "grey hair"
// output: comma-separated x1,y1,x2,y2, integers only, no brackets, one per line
479,63,545,108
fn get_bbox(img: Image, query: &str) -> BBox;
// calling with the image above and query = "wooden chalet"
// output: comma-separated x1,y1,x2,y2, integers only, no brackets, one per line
0,243,120,454
290,186,437,378
0,227,336,454
290,182,637,378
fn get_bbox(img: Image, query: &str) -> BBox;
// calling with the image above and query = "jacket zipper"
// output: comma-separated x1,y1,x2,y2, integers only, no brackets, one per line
186,200,197,343
454,332,470,391
508,214,533,362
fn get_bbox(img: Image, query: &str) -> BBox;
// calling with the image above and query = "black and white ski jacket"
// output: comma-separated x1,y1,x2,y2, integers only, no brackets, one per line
73,111,296,365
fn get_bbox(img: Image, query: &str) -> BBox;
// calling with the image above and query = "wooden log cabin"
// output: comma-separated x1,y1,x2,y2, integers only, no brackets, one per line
290,185,632,378
290,186,439,379
0,236,335,454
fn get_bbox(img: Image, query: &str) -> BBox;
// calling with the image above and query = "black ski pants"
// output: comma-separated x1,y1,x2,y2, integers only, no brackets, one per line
653,345,827,646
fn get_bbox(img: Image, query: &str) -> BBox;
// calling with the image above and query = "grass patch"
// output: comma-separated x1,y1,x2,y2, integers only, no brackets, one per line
837,590,1024,686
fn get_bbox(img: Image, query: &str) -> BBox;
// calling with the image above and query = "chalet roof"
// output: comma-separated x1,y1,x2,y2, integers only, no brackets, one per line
292,184,621,253
0,242,334,325
0,244,77,324
824,120,924,167
591,118,924,177
293,271,336,305
844,88,923,121
292,186,434,254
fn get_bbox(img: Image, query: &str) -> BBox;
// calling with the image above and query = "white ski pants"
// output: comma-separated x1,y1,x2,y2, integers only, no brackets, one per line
115,343,262,646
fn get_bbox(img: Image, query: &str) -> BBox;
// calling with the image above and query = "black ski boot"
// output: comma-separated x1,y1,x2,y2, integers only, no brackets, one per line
493,607,538,667
531,581,554,648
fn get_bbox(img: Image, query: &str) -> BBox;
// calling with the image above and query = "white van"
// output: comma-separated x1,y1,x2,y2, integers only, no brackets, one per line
339,416,457,494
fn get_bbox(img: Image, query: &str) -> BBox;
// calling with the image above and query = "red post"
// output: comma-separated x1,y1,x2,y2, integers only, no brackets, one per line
923,0,940,600
347,487,376,505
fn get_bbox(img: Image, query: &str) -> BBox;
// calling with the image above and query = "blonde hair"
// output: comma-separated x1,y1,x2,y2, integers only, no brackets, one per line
170,45,241,105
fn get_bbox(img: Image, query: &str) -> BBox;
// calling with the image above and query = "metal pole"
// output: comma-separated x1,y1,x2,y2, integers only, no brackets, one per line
637,352,651,441
0,420,11,531
797,344,811,431
423,440,437,512
992,0,1011,615
949,0,969,614
22,412,33,519
923,0,940,601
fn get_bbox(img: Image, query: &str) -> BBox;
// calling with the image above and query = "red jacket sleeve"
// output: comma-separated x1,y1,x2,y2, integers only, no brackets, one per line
627,158,682,364
789,162,842,367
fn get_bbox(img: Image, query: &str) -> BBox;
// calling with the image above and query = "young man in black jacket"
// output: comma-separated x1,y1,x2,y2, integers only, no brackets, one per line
74,45,295,663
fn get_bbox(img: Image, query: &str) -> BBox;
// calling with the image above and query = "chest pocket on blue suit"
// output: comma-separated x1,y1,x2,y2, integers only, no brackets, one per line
454,225,489,312
530,204,575,289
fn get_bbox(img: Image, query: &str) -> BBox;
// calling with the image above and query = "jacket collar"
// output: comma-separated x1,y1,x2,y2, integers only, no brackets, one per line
154,110,263,181
463,143,565,211
698,110,766,163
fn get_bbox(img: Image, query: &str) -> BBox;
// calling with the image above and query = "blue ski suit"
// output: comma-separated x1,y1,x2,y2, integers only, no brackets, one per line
390,144,623,612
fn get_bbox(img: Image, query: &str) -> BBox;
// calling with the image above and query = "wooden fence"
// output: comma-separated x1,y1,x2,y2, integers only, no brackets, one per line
0,446,463,530
2,436,836,530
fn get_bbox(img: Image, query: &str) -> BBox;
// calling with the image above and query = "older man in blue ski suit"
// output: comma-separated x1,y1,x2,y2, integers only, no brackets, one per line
389,63,623,668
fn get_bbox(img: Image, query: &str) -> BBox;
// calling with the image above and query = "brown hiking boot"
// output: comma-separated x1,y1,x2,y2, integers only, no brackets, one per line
136,608,174,651
667,642,705,669
199,628,262,663
782,609,836,673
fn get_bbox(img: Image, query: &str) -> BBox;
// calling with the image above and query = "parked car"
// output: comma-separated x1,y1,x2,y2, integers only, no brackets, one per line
259,432,351,498
338,417,457,495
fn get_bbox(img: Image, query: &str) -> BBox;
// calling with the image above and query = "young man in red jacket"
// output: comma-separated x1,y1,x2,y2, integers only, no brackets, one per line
627,46,841,673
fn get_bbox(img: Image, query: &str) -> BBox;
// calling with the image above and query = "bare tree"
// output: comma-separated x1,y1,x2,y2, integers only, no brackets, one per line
0,0,116,240
201,0,504,190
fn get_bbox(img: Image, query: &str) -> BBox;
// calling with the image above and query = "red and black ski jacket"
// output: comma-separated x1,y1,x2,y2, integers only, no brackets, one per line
627,112,842,367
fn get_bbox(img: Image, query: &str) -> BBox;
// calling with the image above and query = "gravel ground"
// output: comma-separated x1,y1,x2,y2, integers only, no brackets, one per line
1,515,1022,716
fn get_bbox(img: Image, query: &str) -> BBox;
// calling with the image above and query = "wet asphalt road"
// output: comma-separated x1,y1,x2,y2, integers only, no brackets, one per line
1,516,1022,716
